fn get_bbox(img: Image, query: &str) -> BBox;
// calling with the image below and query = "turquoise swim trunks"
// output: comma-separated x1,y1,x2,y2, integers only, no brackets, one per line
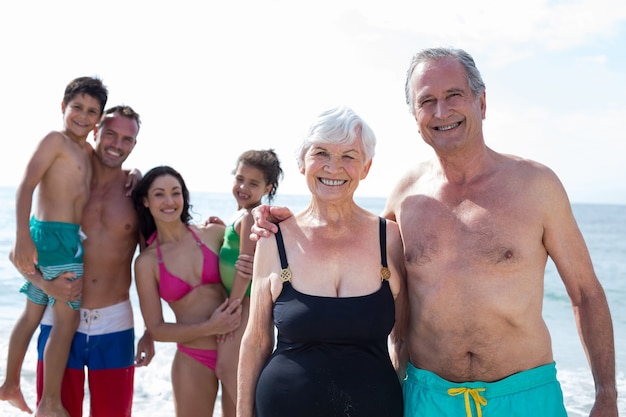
403,362,567,417
19,217,84,310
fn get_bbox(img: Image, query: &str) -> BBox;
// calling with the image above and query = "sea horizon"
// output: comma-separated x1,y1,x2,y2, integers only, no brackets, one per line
0,187,624,416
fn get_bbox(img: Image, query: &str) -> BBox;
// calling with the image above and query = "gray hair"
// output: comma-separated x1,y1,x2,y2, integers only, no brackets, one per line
404,47,486,115
296,105,376,170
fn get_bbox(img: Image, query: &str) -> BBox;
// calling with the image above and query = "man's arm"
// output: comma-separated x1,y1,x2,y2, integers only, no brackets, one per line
249,205,293,241
574,283,617,417
124,168,142,197
542,173,617,416
14,266,82,304
10,243,80,303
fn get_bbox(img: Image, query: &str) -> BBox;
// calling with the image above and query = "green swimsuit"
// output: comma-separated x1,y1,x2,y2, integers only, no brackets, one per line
219,220,251,297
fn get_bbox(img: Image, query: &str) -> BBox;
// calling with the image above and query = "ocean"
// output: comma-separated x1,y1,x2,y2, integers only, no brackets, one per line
0,187,624,416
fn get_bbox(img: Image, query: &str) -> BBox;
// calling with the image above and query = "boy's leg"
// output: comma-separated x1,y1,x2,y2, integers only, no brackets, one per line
36,302,79,417
37,323,87,417
0,299,45,413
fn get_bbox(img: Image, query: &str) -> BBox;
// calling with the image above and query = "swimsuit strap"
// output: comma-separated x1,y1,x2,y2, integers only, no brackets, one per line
185,225,203,247
275,225,292,282
154,233,164,263
379,217,388,267
234,208,247,224
154,226,198,264
379,217,391,281
275,220,388,283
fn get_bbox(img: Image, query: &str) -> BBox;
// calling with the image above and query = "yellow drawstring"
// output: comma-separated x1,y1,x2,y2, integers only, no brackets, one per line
447,387,488,417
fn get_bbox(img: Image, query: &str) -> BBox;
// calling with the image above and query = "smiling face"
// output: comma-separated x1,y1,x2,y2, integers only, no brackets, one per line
61,93,102,141
143,174,184,223
93,114,139,168
231,163,272,210
409,57,486,155
301,139,372,202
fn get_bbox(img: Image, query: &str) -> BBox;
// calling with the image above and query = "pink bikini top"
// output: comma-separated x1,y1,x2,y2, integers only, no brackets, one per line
149,226,221,303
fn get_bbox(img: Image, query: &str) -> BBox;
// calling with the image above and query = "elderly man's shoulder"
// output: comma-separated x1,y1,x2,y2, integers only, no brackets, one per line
499,153,560,180
498,153,568,202
392,160,432,191
382,162,432,218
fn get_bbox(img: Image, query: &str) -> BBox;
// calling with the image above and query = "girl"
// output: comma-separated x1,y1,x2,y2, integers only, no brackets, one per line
217,149,282,417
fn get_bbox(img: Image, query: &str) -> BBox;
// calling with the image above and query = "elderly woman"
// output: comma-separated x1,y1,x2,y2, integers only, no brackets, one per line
237,106,406,417
132,166,242,417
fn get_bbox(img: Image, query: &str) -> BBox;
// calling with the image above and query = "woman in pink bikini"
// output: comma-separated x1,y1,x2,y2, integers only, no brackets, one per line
132,166,242,417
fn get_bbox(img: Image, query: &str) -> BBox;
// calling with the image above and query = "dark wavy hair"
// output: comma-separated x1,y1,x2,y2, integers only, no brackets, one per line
132,166,192,241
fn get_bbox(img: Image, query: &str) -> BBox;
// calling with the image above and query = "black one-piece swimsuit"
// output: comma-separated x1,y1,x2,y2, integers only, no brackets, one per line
254,218,403,417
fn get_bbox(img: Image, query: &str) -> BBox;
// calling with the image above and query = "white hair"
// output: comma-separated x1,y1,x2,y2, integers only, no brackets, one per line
296,105,376,170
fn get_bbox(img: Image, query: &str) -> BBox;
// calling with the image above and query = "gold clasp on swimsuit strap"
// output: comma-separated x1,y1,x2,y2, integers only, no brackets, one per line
447,387,487,417
380,266,391,280
280,267,292,282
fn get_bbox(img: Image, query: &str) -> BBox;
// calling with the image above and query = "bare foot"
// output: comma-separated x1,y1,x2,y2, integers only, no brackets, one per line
34,401,69,417
0,383,33,413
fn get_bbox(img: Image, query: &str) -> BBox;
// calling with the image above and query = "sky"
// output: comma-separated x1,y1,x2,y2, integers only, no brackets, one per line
1,0,625,205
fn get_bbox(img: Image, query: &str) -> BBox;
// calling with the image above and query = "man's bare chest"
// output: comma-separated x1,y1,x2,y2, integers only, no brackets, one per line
398,194,530,267
82,191,136,235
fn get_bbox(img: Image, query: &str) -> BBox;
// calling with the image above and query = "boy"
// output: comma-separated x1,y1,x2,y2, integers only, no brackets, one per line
0,76,108,417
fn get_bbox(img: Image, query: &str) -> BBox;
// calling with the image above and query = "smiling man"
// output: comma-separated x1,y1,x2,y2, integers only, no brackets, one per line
384,47,617,417
35,106,155,417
